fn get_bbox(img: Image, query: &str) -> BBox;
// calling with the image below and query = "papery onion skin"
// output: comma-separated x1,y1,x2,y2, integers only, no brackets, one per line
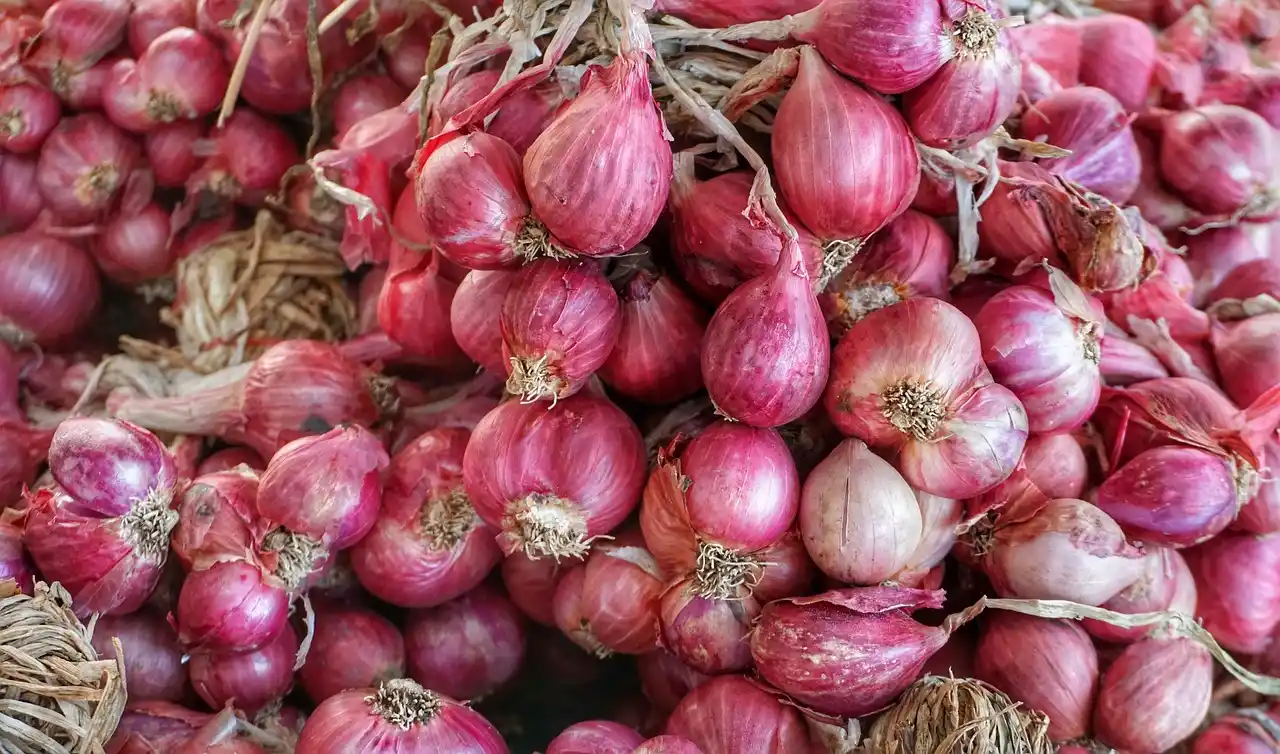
1094,637,1213,753
977,161,1066,268
657,576,759,675
48,416,180,518
983,498,1146,606
824,297,1028,498
598,265,707,405
974,612,1098,741
0,515,35,593
295,679,509,754
819,209,954,339
774,46,919,246
255,424,389,550
171,467,261,571
799,438,922,585
0,232,102,346
298,604,406,704
1095,446,1242,547
189,626,298,715
972,280,1103,433
0,83,62,153
451,270,517,375
129,0,198,56
174,558,290,651
750,587,950,717
351,427,500,608
1083,547,1192,644
500,259,621,402
789,1,949,94
1185,532,1280,655
634,735,703,754
665,675,817,754
546,721,644,754
35,113,143,224
522,51,671,258
1018,86,1142,204
91,609,187,702
404,585,526,701
1078,14,1157,112
1159,104,1279,218
1192,705,1280,754
463,394,646,559
554,543,663,655
1214,313,1280,409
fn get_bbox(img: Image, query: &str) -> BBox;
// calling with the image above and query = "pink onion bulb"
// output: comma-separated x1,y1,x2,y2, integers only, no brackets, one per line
701,233,830,428
982,498,1146,605
773,47,919,264
640,421,799,597
297,604,405,704
1185,532,1280,655
47,416,180,518
546,721,643,754
351,427,501,608
500,259,621,403
91,609,187,702
552,543,663,656
972,272,1104,433
102,28,228,132
463,394,646,559
1078,13,1157,111
189,626,298,715
665,675,817,753
0,83,62,153
1018,86,1142,204
295,679,509,754
404,585,526,702
969,433,1088,520
1241,435,1280,534
1083,547,1195,644
824,297,1028,498
1214,313,1280,409
974,613,1098,742
1094,637,1213,753
1159,104,1279,219
0,232,103,346
171,466,262,571
501,551,569,627
799,438,923,585
819,209,954,339
35,113,144,224
637,649,710,714
0,153,44,234
657,575,759,675
174,558,290,652
1096,446,1244,547
451,270,517,375
750,587,951,717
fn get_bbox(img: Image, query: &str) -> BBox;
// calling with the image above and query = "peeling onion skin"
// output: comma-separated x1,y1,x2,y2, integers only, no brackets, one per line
1094,637,1213,754
974,613,1098,742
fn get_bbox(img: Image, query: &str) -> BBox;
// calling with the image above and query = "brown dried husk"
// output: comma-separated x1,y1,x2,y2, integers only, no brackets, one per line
0,581,126,754
122,211,356,375
864,676,1052,754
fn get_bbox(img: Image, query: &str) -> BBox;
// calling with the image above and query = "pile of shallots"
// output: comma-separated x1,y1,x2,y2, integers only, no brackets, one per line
6,0,1280,752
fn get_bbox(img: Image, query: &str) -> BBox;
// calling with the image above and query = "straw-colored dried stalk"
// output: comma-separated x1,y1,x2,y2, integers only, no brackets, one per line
864,676,1053,754
0,581,126,754
122,211,356,375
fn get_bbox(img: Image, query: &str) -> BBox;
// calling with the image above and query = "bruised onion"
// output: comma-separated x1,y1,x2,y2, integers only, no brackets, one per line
552,543,663,655
404,585,526,702
1018,86,1141,204
1094,637,1213,753
92,609,187,702
0,153,44,234
598,263,707,404
974,613,1098,741
171,466,262,571
972,270,1104,433
463,393,646,559
94,203,175,284
1185,532,1280,655
189,626,298,715
351,428,500,608
500,259,621,402
799,438,922,585
298,604,405,703
750,587,951,717
1078,14,1157,112
295,678,508,753
377,252,469,368
0,232,102,346
824,297,1028,498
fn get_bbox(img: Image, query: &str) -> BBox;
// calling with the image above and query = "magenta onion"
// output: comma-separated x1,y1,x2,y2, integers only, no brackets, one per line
171,466,262,572
145,120,205,188
501,551,569,627
129,0,198,56
463,393,646,559
1185,532,1280,655
102,28,228,132
333,74,406,141
0,153,44,234
1159,104,1279,219
658,575,759,674
1078,13,1157,111
36,113,145,224
971,269,1105,433
376,251,469,369
92,609,187,702
0,83,62,153
546,721,643,754
637,649,710,714
500,259,621,402
0,232,102,346
174,558,290,651
0,513,34,593
189,626,298,715
665,675,817,754
552,542,663,656
1083,546,1196,644
1018,86,1142,204
47,416,180,517
94,203,175,284
298,603,405,703
401,586,524,704
450,269,517,375
634,736,703,754
824,297,1028,498
351,427,500,608
1214,313,1280,409
1094,637,1213,753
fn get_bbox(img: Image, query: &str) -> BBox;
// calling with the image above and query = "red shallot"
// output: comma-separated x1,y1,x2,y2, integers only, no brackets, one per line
93,203,175,284
1185,532,1280,655
463,393,645,559
0,83,61,153
1094,637,1213,753
404,585,526,701
0,232,101,346
0,153,44,234
92,609,187,702
500,259,621,402
658,574,759,674
36,113,145,224
0,513,34,593
1159,104,1280,220
171,466,262,571
665,675,817,754
129,0,198,56
1083,546,1195,644
145,120,205,188
1214,314,1280,408
552,542,663,655
546,722,644,754
377,252,469,368
351,427,500,608
1018,86,1142,204
824,297,1028,498
637,649,709,713
501,551,568,627
451,270,517,374
189,626,298,715
298,603,405,703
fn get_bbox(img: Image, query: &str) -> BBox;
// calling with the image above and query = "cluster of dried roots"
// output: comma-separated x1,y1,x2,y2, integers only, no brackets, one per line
864,676,1053,754
0,581,126,754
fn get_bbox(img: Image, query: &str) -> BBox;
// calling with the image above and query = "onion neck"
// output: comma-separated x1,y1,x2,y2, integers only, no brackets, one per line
1079,323,1102,365
819,239,863,290
369,679,442,730
120,492,180,560
692,540,759,601
834,283,902,336
420,489,478,551
880,379,947,441
506,353,567,404
952,9,999,59
514,216,572,262
0,109,20,138
572,619,613,660
501,493,589,560
114,381,244,439
262,528,327,593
